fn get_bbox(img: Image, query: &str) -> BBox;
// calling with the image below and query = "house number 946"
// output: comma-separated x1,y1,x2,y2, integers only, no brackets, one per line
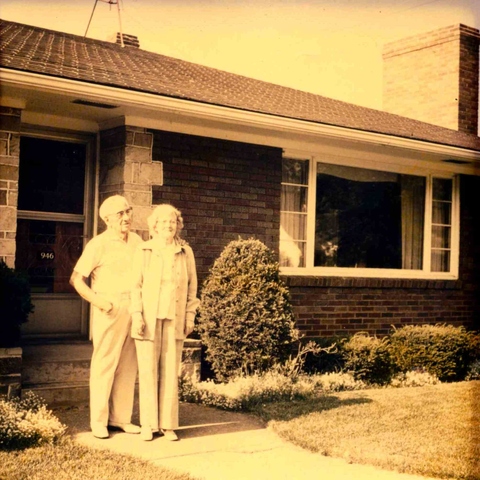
38,251,55,261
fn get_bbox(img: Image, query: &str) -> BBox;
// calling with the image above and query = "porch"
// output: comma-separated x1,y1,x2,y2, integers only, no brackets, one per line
0,339,202,407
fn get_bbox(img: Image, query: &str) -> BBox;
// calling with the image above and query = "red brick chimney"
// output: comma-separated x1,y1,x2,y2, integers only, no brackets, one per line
383,24,480,135
116,32,140,48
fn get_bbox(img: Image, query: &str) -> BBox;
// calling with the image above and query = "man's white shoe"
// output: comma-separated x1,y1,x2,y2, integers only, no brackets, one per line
108,422,141,434
162,429,178,441
91,425,109,439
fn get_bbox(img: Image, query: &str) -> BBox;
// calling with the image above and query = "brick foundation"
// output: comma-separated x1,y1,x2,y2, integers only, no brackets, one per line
285,278,477,337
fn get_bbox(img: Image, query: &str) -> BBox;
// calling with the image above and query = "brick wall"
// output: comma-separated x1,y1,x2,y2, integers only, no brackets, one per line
149,130,480,338
0,107,21,268
383,25,480,134
150,129,282,279
285,174,480,338
285,277,476,338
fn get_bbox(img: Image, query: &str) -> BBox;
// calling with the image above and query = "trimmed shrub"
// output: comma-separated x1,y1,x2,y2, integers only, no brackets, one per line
196,238,299,382
389,324,475,382
342,333,395,385
467,332,480,362
0,261,34,347
0,391,66,450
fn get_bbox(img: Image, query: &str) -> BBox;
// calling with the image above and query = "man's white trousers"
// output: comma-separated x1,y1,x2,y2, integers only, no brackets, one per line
90,294,137,428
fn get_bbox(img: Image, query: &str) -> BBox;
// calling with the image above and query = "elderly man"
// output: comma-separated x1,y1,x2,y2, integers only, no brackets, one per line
70,195,143,439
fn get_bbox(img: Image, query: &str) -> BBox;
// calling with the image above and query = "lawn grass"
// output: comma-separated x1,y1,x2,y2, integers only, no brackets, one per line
255,380,480,480
0,437,196,480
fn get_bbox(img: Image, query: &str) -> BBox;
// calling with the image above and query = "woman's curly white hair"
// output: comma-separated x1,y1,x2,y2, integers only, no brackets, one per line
147,204,184,241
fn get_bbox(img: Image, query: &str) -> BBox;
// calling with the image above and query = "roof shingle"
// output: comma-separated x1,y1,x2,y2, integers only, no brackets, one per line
1,19,480,152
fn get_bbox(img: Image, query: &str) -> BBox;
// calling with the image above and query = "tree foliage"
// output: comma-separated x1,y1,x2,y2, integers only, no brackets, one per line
0,261,34,347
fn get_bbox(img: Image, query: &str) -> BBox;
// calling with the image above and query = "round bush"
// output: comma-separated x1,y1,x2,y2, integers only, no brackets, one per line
389,324,474,382
196,238,299,382
342,333,395,385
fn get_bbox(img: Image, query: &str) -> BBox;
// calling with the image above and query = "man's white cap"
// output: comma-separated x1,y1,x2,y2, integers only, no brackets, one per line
99,195,130,222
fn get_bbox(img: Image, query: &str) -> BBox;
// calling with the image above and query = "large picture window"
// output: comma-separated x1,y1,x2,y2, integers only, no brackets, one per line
280,158,458,278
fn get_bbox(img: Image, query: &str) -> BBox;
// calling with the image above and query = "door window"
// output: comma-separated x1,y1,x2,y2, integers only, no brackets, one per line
15,136,90,336
16,137,86,291
16,219,84,293
18,137,86,214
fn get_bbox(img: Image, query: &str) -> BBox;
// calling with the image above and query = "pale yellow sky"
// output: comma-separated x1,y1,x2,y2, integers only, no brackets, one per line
1,0,479,110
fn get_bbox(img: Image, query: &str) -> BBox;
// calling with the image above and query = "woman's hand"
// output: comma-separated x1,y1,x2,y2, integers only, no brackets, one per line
185,319,195,337
132,312,146,337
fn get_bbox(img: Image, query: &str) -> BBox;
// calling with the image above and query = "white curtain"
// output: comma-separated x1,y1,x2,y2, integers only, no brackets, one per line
401,176,425,270
280,185,305,267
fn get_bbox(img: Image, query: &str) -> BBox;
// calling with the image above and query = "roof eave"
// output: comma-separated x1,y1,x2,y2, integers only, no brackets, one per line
1,67,480,165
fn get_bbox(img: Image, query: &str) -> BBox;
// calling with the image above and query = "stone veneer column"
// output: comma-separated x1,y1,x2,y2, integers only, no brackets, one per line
383,24,480,134
0,107,22,397
0,107,21,268
99,125,163,238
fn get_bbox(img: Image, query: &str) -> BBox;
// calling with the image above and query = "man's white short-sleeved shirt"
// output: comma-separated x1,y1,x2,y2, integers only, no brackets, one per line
74,229,143,294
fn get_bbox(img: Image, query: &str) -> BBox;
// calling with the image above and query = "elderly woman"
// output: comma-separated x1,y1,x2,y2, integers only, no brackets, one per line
130,204,200,441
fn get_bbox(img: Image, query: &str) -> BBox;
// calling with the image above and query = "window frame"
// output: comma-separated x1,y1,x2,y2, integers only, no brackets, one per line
280,153,460,280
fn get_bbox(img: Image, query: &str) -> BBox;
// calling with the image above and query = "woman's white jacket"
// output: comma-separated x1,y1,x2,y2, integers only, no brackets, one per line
130,239,200,341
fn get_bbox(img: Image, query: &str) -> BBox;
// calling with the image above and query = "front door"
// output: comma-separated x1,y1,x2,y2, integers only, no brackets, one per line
15,133,94,339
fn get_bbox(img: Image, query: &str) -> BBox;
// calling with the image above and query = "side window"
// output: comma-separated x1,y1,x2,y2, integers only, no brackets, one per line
280,159,308,267
430,178,453,272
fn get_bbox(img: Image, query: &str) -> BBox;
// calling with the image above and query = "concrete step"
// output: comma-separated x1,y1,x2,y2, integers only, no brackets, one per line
22,343,91,406
22,343,92,386
23,381,89,407
21,339,202,407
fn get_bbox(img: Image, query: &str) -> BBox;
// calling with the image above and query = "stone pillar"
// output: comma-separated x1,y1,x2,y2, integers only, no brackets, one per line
181,339,202,382
0,107,21,268
99,125,163,239
383,24,480,134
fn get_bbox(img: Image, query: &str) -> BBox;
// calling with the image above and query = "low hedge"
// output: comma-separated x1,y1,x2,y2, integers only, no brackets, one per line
308,324,479,385
389,324,475,382
342,333,395,385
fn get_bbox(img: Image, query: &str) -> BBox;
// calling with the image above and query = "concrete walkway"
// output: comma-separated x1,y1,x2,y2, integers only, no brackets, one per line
54,402,439,480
